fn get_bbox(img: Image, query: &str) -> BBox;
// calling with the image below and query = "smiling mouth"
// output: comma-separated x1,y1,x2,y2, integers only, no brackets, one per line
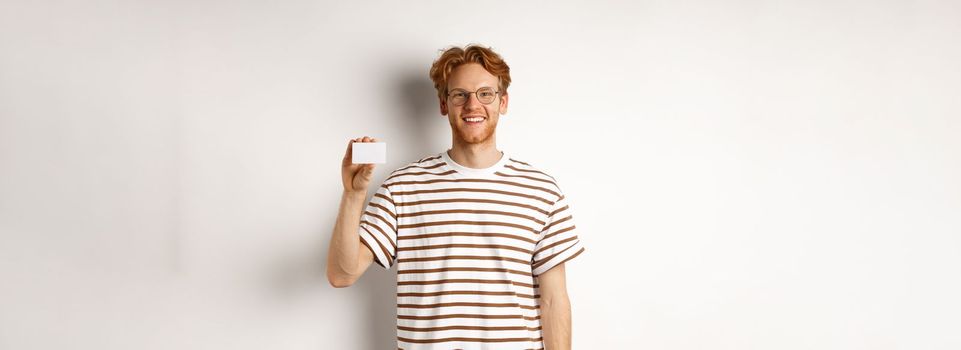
462,116,486,123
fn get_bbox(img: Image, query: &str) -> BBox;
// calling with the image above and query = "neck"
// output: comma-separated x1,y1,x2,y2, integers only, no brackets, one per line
448,139,502,169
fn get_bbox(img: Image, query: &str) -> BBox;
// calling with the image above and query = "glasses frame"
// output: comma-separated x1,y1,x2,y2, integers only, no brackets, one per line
446,87,502,106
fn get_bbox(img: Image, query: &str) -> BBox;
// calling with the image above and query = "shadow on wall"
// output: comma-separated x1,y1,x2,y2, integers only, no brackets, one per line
261,66,438,350
261,64,439,350
360,68,440,350
397,66,446,161
165,58,442,349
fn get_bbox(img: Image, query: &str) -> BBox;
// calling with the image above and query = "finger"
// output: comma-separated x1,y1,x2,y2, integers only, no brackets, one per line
344,138,356,159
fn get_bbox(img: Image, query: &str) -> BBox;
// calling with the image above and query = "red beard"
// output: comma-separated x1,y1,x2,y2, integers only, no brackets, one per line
453,117,496,144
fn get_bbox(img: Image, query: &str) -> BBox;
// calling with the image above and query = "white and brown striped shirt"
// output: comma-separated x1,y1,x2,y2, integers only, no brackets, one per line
358,150,585,350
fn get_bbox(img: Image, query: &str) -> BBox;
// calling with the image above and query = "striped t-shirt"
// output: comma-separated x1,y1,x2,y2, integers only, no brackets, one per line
358,150,585,350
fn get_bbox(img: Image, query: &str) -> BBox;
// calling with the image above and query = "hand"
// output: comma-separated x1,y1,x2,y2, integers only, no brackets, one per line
342,136,377,195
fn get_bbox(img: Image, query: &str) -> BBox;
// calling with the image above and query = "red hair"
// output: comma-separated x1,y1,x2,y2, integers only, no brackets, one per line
428,44,511,102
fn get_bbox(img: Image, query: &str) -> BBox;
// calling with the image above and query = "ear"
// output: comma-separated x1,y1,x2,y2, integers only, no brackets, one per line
498,92,509,115
439,97,448,116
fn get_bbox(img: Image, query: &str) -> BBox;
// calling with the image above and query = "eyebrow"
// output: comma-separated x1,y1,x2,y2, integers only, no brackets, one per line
449,86,494,90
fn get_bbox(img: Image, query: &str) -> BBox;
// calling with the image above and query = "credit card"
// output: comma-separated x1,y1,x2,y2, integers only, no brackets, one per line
352,142,386,164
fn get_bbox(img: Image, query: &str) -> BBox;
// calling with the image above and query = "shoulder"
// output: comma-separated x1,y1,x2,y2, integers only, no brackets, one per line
501,154,564,195
381,153,446,188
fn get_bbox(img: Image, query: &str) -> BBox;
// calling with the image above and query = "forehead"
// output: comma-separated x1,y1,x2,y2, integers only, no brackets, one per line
448,63,499,90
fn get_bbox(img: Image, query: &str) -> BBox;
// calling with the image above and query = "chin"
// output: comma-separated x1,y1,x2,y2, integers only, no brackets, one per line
458,130,494,145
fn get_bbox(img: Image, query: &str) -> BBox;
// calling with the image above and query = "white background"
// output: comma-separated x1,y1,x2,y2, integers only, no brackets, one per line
1,0,959,349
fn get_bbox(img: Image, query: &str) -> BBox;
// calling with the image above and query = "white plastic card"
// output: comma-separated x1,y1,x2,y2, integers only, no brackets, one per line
351,142,386,164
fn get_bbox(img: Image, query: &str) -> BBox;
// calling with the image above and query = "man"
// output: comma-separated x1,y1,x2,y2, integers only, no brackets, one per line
327,44,585,350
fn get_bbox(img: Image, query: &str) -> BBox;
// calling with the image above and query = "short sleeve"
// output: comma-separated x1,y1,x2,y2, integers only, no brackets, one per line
358,184,398,269
531,190,585,277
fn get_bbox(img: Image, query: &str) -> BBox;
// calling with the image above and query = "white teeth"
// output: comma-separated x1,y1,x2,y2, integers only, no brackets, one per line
464,117,484,122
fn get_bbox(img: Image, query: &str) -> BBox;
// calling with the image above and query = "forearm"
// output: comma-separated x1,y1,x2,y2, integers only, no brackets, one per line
540,295,572,350
327,190,367,281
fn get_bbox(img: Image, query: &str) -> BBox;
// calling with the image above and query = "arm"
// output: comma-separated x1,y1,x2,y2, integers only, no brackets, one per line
537,263,572,350
326,136,378,288
326,190,376,288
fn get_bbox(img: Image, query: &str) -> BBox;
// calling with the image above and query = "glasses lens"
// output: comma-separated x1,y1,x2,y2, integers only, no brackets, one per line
449,90,467,106
478,88,496,103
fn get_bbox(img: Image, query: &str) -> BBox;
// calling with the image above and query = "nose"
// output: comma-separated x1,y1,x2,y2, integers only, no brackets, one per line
463,92,483,109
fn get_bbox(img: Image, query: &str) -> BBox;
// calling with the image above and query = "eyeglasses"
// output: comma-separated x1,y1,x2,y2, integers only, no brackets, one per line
447,87,501,106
